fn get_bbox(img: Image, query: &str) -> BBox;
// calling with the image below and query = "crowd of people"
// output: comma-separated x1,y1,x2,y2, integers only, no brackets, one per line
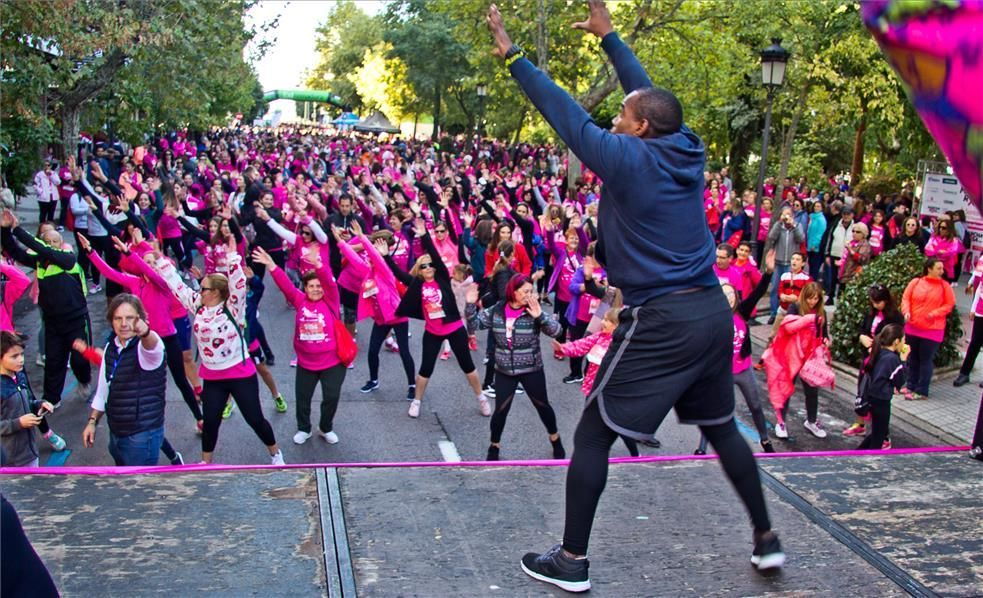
2,113,982,470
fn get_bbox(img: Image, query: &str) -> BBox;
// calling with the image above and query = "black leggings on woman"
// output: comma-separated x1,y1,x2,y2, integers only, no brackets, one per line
857,400,891,450
780,378,819,424
418,326,474,378
367,322,415,385
162,334,202,421
295,365,346,434
490,370,557,444
562,400,771,555
200,375,276,453
162,237,188,270
553,298,571,342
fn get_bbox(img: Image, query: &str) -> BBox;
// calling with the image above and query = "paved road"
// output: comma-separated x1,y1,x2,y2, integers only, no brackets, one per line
6,203,935,468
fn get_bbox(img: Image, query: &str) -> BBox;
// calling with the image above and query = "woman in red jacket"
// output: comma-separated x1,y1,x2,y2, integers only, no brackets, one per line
901,258,956,400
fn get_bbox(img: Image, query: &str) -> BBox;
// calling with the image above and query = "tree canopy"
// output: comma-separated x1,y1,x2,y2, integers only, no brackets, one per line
1,0,267,190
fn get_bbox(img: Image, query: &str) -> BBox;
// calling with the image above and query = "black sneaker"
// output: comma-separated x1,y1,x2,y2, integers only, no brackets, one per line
265,354,276,366
563,374,584,384
551,437,565,459
360,380,379,393
486,445,500,461
640,436,661,448
751,533,786,570
482,384,496,397
953,374,970,387
520,544,590,593
406,385,416,401
760,440,776,453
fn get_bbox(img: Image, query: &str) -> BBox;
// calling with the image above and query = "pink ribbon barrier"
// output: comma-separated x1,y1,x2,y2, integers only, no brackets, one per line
0,445,967,476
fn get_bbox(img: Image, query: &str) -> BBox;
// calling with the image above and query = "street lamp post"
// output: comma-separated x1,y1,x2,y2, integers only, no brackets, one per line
750,38,790,265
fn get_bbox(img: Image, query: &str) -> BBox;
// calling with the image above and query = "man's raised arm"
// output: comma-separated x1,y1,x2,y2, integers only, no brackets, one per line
487,4,625,181
573,0,653,94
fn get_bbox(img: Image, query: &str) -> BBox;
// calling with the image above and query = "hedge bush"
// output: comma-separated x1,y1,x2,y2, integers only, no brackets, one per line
830,243,963,368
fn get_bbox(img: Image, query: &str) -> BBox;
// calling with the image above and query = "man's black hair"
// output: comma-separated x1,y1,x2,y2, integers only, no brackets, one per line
633,87,683,137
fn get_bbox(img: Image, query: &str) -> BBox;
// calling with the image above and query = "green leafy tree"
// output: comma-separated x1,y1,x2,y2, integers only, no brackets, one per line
831,243,962,369
383,0,473,140
306,1,383,110
1,0,266,186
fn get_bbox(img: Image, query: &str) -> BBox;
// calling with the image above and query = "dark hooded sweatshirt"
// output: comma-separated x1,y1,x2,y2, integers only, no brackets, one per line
507,33,716,306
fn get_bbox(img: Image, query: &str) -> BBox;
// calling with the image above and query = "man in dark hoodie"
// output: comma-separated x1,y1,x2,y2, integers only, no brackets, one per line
487,1,784,592
1,210,93,407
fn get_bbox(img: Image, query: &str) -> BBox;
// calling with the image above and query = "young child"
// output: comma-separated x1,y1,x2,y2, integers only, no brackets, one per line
857,324,908,450
452,263,477,354
552,308,639,456
1,331,63,467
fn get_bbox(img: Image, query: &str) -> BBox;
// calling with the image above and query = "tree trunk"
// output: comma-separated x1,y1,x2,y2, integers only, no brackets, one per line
774,83,811,201
413,113,418,138
850,98,869,185
567,150,582,199
536,0,549,74
61,104,81,163
432,85,442,141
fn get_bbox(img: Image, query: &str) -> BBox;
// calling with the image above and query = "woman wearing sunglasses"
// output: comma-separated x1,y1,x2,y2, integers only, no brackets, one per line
386,220,489,419
925,219,964,283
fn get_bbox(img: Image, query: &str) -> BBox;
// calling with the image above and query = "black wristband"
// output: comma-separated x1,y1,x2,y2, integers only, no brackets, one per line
504,44,523,60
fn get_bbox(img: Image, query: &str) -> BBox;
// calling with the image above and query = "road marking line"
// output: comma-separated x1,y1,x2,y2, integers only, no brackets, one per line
438,440,461,463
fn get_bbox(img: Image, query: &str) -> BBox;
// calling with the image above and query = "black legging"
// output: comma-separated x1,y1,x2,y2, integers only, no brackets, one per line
73,229,95,282
561,401,771,555
161,334,202,421
781,378,819,424
162,237,188,270
367,321,415,385
418,326,474,378
200,374,276,453
857,400,891,450
38,201,57,223
42,316,92,406
490,369,557,444
295,364,346,434
483,327,497,388
568,320,589,378
972,391,983,449
553,297,571,342
959,315,983,376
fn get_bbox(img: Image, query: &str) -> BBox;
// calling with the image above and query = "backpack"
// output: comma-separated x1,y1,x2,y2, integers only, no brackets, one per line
854,370,872,416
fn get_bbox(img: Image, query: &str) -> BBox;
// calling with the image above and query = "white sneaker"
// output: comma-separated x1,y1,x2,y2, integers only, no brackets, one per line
88,284,102,295
775,422,788,439
318,429,339,444
293,430,312,445
803,419,827,438
270,450,285,466
408,399,421,418
478,396,492,417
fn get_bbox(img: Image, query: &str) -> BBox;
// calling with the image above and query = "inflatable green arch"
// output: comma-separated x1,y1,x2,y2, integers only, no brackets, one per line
262,89,347,109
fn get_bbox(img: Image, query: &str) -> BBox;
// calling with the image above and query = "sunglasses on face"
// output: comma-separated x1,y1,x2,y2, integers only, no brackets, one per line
434,230,447,235
419,263,435,270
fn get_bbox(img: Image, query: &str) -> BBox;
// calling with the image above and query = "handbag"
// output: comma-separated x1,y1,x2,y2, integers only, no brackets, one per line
333,318,357,367
799,345,835,389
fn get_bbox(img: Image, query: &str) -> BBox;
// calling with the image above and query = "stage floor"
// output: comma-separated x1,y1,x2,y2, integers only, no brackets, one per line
1,452,980,596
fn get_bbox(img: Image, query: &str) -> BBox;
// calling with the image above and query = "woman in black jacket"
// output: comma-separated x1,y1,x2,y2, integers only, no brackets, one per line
386,225,489,419
890,216,927,253
467,273,564,461
843,283,906,439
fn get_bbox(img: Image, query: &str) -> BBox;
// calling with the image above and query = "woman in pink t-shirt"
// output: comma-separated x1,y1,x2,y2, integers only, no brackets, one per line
387,224,489,419
253,247,347,446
